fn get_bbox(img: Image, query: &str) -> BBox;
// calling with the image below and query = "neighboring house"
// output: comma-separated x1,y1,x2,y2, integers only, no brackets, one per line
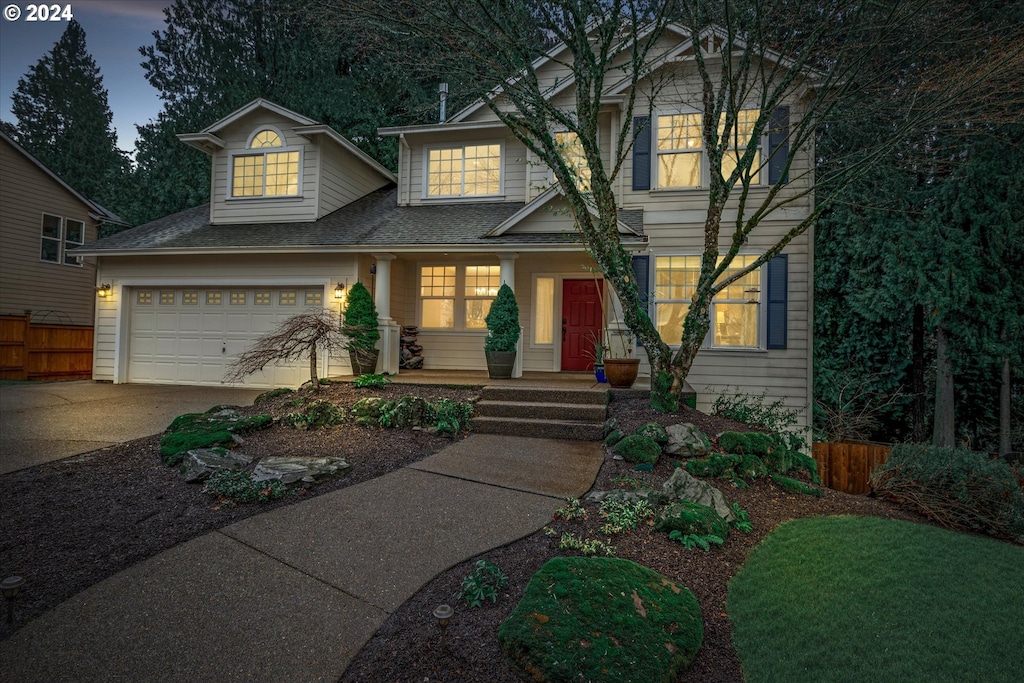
0,130,126,327
77,25,813,424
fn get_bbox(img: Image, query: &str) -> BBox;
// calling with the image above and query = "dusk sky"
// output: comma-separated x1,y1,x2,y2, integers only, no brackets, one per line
0,0,169,153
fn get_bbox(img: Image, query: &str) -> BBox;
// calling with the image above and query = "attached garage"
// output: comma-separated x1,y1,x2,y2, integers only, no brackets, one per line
127,286,327,388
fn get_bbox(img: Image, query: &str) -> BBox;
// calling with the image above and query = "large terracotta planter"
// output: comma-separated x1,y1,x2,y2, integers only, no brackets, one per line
603,358,640,388
485,350,516,379
349,349,380,376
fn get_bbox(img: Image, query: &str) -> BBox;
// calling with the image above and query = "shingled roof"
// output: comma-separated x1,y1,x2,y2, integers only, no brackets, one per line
76,186,645,254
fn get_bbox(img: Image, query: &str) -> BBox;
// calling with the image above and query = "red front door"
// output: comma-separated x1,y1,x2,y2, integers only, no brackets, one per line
561,279,603,371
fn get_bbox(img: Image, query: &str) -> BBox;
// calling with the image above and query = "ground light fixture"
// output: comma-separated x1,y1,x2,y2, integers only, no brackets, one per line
2,575,25,625
433,603,454,650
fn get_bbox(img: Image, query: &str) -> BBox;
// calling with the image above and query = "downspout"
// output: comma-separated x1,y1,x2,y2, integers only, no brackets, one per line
399,133,411,206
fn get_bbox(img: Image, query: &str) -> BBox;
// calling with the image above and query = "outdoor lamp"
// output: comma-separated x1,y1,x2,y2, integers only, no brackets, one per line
2,575,25,625
334,282,346,299
433,603,453,650
96,284,112,298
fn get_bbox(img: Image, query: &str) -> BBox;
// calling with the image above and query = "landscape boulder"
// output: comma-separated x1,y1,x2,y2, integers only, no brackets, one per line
251,456,350,484
656,467,735,522
612,435,661,465
664,423,712,457
181,448,252,483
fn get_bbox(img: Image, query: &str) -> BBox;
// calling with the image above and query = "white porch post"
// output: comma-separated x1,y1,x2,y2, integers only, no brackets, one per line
606,286,634,360
496,252,522,378
371,253,400,374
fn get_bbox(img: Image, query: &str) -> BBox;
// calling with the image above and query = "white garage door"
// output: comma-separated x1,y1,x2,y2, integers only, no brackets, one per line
128,287,326,388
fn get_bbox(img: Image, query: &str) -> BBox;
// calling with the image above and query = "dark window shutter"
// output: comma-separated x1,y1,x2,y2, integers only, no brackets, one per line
632,117,651,191
766,254,788,349
631,255,650,347
768,106,789,185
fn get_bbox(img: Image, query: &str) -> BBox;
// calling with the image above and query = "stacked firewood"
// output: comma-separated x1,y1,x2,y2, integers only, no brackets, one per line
400,325,424,369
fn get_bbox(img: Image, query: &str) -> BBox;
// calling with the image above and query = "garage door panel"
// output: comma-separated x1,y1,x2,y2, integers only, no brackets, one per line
129,287,318,388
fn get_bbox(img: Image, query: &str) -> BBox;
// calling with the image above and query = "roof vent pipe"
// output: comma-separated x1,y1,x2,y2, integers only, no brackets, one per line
439,82,449,123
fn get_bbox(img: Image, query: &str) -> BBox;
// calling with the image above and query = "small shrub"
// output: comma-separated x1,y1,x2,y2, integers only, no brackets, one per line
870,444,1024,541
686,453,742,478
610,474,647,490
484,284,520,352
656,501,730,540
351,396,384,426
378,395,432,428
282,399,346,430
730,503,754,533
771,474,823,497
254,387,293,405
636,421,669,444
353,373,391,388
461,559,508,608
599,499,654,534
432,398,474,436
668,531,726,551
554,497,587,521
556,532,616,556
613,434,661,465
204,470,288,504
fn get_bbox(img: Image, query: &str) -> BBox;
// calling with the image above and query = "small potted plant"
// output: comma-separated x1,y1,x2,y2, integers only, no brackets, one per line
584,331,607,383
342,281,380,376
603,329,639,388
484,283,520,379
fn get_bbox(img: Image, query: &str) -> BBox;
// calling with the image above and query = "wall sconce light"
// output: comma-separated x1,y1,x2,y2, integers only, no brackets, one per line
334,282,346,300
96,284,112,298
2,575,25,625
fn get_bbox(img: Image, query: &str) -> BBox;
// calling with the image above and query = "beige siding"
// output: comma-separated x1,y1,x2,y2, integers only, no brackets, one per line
0,137,100,326
318,142,390,217
209,111,319,224
92,253,358,382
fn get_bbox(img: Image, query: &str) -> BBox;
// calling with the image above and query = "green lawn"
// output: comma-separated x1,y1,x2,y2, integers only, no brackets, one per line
727,516,1024,683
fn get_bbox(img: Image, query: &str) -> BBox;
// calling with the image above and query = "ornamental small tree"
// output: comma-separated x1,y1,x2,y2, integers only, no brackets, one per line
224,310,343,391
484,283,520,353
342,281,380,355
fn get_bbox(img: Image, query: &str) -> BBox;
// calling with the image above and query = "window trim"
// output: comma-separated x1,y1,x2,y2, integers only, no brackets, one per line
418,263,501,331
228,126,304,200
653,108,767,190
651,252,766,351
39,213,63,264
422,141,505,199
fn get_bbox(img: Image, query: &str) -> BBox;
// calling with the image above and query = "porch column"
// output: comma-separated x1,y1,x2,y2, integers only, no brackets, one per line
495,252,522,377
606,287,634,360
371,253,400,374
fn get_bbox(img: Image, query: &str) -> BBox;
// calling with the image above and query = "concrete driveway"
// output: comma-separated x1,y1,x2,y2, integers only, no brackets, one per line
0,381,263,475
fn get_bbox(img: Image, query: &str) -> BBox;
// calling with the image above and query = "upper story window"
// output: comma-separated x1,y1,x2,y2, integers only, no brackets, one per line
554,132,591,192
231,127,301,198
656,109,762,189
654,254,762,348
427,143,501,197
39,213,84,266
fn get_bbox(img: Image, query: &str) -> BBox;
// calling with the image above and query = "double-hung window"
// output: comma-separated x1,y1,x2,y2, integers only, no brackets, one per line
40,213,85,266
655,109,762,188
420,265,501,329
654,254,762,348
427,144,501,197
231,128,301,198
553,131,591,192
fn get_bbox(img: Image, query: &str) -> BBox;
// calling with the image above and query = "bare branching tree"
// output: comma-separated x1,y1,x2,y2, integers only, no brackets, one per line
315,0,1024,406
223,310,345,390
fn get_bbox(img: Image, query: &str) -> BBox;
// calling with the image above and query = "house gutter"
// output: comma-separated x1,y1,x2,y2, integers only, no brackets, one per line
73,242,646,258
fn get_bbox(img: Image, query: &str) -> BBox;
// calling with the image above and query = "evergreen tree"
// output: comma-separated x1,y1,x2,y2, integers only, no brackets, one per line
11,20,128,214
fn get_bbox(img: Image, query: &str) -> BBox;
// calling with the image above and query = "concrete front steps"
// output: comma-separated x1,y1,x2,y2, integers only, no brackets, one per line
470,385,608,441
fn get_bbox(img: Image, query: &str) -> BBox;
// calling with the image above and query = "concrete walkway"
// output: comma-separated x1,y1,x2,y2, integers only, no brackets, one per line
0,382,262,475
0,434,603,682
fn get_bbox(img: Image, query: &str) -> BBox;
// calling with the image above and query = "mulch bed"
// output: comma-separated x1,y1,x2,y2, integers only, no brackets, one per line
2,383,930,682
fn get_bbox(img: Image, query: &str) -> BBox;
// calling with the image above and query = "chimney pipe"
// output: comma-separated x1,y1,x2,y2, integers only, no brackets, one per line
439,82,449,123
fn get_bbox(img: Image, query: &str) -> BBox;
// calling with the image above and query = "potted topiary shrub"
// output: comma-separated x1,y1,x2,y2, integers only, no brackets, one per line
342,281,380,376
484,283,520,379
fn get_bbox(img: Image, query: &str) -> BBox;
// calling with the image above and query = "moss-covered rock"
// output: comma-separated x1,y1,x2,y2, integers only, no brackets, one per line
685,453,742,478
282,399,346,430
159,412,271,466
718,431,776,456
636,421,669,444
656,501,730,539
613,435,661,465
604,429,625,446
771,474,823,497
738,454,769,479
351,397,384,426
499,556,702,682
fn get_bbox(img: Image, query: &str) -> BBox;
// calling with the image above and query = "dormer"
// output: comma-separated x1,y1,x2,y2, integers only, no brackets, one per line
178,99,395,225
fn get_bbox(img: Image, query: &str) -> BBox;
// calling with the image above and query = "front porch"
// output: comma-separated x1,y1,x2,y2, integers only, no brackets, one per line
328,369,651,392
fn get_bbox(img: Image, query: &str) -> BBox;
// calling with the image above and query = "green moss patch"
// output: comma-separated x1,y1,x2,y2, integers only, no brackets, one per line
635,421,669,444
613,435,661,465
159,411,272,466
717,431,776,456
655,501,730,539
499,557,702,682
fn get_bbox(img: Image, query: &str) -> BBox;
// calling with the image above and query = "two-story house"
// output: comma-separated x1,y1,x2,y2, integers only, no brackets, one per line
78,25,813,422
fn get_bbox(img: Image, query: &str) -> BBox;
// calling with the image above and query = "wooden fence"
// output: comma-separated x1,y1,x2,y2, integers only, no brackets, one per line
0,314,93,381
812,441,892,495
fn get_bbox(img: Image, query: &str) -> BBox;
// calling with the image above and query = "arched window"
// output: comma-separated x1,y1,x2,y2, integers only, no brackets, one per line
231,127,300,197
